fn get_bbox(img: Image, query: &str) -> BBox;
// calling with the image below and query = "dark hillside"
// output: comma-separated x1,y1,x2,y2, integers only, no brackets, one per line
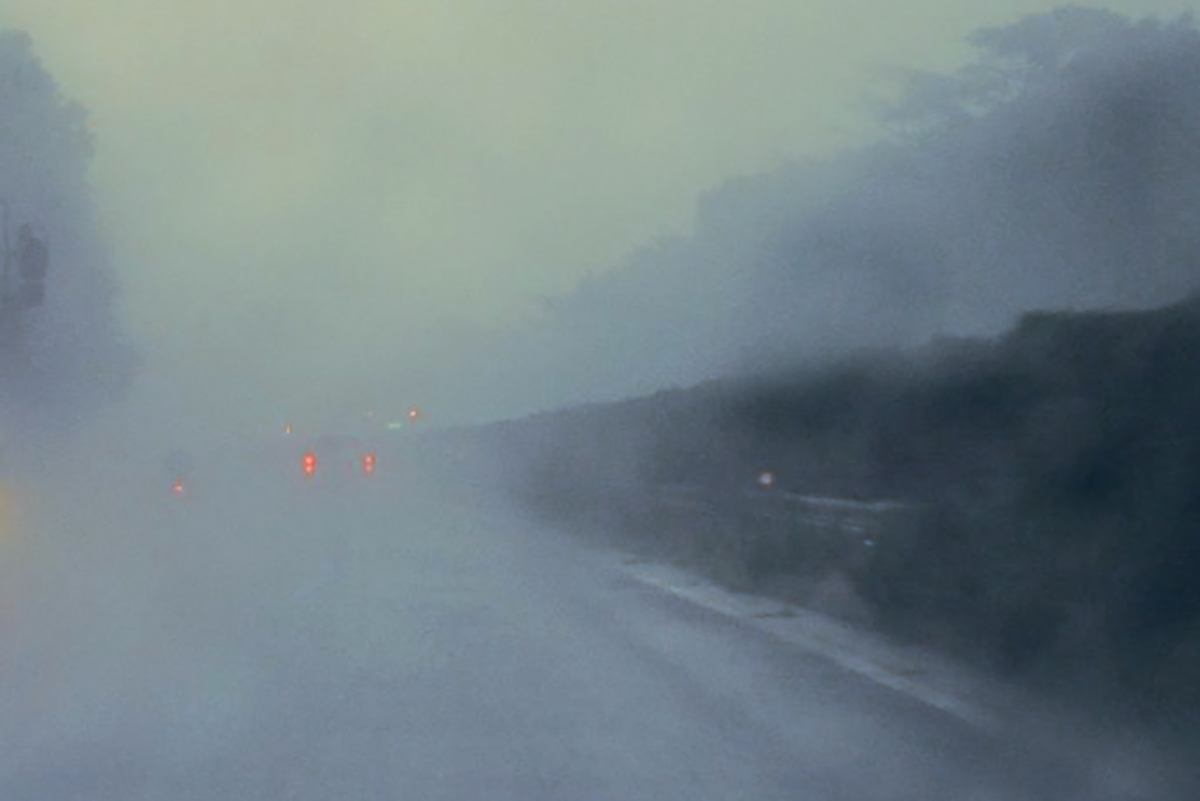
465,293,1200,736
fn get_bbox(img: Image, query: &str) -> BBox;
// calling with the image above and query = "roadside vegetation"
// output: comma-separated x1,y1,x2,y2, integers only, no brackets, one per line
461,294,1200,739
0,29,135,446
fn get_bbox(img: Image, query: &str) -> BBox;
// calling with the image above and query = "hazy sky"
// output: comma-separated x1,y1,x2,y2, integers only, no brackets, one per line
0,0,1193,437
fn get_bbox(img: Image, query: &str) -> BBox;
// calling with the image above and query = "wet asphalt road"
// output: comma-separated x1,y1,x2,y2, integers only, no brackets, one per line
0,456,1128,800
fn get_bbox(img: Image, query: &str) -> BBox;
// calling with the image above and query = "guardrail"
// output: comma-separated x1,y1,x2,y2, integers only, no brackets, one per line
655,483,913,542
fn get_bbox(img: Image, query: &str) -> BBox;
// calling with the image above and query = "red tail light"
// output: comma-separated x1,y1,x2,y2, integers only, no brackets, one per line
302,451,317,476
362,452,376,474
172,479,184,494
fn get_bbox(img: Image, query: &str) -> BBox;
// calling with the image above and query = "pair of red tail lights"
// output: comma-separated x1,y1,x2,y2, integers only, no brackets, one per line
301,451,377,476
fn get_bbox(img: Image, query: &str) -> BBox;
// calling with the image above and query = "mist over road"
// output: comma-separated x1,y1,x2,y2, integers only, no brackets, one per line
0,453,1134,800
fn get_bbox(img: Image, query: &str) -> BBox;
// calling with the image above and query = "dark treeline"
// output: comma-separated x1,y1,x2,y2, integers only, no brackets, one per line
440,7,1200,422
454,294,1200,736
0,30,135,446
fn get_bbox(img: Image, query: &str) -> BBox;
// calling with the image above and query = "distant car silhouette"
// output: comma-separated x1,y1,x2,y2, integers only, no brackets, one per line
294,434,379,487
162,448,195,494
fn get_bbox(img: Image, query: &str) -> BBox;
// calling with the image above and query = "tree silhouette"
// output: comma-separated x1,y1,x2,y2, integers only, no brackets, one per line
0,29,135,433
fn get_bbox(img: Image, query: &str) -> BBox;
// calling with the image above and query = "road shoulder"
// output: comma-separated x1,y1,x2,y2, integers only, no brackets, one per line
595,550,1187,801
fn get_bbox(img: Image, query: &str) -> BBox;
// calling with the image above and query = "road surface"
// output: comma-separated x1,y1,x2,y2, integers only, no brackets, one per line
0,456,1169,800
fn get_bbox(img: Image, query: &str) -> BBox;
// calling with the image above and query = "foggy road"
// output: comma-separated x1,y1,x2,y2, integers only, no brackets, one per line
6,5,1200,800
0,460,1130,800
